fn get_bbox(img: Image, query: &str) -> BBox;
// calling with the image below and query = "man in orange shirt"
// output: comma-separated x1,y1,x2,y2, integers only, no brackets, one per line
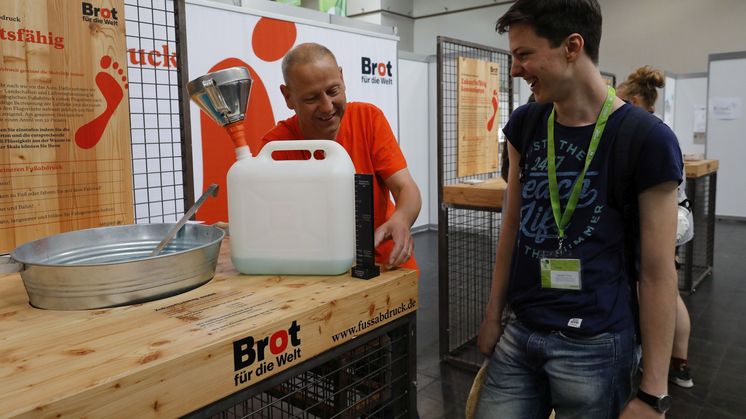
261,42,421,271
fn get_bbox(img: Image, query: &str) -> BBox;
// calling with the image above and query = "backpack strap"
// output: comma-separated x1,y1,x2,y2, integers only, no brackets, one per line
518,102,552,184
610,105,661,210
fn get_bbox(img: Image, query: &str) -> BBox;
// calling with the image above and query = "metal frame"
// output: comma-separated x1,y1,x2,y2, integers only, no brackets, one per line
436,36,513,370
124,0,193,221
679,172,717,293
601,71,617,87
175,0,195,208
184,313,416,418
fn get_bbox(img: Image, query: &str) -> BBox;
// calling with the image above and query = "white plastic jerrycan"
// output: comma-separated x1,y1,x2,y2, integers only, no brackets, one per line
227,140,356,275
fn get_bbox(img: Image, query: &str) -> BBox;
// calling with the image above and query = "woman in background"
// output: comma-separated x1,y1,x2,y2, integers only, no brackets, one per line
618,66,695,389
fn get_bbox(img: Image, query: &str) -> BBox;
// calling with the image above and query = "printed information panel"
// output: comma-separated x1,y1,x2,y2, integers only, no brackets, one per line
0,0,133,252
457,56,500,177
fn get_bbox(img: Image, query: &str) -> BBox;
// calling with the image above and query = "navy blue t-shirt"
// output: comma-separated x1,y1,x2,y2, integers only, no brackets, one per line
503,102,683,336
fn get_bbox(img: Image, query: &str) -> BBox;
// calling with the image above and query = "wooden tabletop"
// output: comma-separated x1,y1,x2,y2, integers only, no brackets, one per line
442,177,507,210
441,160,719,210
684,159,718,178
0,241,418,418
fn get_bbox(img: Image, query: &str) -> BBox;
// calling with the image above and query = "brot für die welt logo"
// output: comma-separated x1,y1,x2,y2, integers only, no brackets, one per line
81,2,119,26
232,320,302,386
360,56,393,85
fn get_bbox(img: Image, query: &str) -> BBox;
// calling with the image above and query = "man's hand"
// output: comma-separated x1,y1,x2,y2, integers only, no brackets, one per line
620,398,664,419
378,168,420,268
477,316,503,357
374,215,413,268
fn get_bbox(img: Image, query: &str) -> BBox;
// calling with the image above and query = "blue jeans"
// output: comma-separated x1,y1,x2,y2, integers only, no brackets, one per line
475,317,636,419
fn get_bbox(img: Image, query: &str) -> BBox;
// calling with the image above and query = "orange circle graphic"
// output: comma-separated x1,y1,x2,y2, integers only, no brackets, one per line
252,18,297,62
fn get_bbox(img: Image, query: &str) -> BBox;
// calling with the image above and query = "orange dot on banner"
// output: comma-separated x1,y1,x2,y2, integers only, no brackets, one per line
252,18,296,62
100,55,112,69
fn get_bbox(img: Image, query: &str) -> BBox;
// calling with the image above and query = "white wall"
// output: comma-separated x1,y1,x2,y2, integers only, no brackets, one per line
348,0,413,15
397,54,431,228
706,53,746,219
412,4,512,56
229,0,746,81
672,74,707,156
347,2,416,52
600,0,746,80
380,13,414,52
407,0,746,85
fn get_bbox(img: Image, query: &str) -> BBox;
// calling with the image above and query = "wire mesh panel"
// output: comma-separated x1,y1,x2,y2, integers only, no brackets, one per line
437,36,513,369
678,173,717,292
444,208,501,367
188,316,415,419
437,37,512,187
124,0,189,224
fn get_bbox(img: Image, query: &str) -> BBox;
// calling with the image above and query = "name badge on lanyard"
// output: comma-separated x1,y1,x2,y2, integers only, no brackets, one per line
541,258,582,290
539,86,616,291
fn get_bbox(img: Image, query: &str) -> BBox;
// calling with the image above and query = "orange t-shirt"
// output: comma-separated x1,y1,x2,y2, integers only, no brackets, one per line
261,102,418,271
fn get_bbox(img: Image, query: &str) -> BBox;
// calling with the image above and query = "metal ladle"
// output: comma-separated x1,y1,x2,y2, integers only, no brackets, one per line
150,184,219,256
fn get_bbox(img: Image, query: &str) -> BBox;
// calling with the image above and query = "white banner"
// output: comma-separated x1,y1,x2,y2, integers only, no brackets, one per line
185,0,398,223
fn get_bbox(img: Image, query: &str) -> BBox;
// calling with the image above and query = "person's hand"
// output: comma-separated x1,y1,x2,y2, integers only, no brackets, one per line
477,317,503,357
620,398,665,419
374,216,413,268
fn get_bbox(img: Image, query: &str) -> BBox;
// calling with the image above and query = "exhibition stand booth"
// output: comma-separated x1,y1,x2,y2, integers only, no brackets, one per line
0,0,734,415
0,0,418,417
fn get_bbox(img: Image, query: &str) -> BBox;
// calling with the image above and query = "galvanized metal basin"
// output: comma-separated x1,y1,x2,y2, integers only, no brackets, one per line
4,223,224,310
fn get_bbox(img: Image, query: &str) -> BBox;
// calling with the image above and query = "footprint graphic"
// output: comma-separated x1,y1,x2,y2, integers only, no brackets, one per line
196,18,297,223
486,89,498,131
75,55,128,149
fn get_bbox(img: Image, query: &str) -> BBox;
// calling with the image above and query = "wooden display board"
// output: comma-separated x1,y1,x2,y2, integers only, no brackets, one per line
0,0,133,253
456,57,500,177
0,241,418,418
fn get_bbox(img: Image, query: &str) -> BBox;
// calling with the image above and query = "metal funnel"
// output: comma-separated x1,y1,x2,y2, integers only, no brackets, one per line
187,67,252,127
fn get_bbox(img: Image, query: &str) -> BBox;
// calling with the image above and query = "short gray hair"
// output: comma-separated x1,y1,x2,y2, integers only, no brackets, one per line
281,42,338,86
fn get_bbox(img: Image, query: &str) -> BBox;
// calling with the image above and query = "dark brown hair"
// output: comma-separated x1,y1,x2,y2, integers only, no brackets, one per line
496,0,603,64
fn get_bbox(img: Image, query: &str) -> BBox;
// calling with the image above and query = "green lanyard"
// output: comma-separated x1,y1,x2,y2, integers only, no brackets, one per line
547,86,615,251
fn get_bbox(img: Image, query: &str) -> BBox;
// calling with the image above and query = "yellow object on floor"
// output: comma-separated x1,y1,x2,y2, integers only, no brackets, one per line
465,360,489,419
464,358,557,419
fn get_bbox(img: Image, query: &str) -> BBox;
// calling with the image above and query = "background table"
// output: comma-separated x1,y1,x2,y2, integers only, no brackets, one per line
439,177,506,369
680,159,719,292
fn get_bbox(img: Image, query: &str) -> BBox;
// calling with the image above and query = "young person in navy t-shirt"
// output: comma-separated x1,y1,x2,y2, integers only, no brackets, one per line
475,1,682,418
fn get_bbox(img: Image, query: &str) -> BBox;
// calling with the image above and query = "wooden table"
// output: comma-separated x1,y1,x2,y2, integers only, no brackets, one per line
684,159,718,178
442,177,507,210
0,242,418,418
439,160,719,209
439,177,506,369
680,159,718,292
